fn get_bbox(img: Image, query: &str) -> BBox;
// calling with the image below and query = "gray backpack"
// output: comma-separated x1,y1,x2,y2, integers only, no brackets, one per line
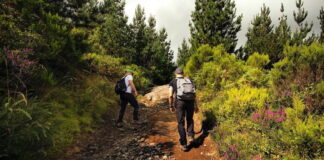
176,77,196,100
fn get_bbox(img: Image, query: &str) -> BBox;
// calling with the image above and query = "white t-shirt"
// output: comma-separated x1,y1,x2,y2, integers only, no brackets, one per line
124,75,133,93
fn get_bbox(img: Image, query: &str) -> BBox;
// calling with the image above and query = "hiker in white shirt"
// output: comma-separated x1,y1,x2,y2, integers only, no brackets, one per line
116,69,139,128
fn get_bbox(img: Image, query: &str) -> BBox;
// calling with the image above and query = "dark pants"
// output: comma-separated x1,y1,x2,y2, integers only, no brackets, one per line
175,99,195,145
117,93,139,123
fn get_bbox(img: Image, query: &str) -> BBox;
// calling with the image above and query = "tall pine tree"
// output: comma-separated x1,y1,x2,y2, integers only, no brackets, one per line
245,5,277,62
142,16,159,68
90,0,132,58
177,39,190,67
130,5,148,65
274,3,291,61
292,0,314,45
319,7,324,43
189,0,242,53
152,28,174,84
129,5,174,84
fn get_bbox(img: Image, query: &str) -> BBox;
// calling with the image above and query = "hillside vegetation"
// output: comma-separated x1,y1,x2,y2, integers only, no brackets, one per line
0,0,173,159
185,44,323,159
1,0,323,160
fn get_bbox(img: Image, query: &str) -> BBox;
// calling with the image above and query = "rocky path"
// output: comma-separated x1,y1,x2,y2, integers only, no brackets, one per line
59,85,219,160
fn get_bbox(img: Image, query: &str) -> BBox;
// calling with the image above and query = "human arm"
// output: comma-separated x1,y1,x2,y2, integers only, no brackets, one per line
129,80,138,96
168,86,175,113
194,98,199,113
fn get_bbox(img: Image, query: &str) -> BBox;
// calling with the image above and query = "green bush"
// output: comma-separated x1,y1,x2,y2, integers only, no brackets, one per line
239,68,269,88
125,64,153,91
278,96,323,159
186,43,324,159
246,52,270,69
0,75,119,159
185,45,245,90
82,53,152,91
270,43,324,113
185,45,215,77
206,85,269,123
0,96,52,160
82,53,123,79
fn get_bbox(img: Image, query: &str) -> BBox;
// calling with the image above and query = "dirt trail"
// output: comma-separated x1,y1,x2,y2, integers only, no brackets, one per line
59,85,220,160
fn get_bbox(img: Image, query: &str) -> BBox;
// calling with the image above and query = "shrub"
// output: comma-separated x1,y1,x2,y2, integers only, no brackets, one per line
246,52,270,69
0,75,119,159
82,53,123,79
187,43,323,160
239,68,269,88
0,96,52,160
213,85,269,122
185,44,215,77
82,54,152,91
185,45,245,90
270,43,324,113
124,64,153,91
278,96,323,159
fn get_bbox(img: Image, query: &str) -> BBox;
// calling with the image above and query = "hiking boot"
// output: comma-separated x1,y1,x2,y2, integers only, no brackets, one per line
188,136,194,144
180,145,188,152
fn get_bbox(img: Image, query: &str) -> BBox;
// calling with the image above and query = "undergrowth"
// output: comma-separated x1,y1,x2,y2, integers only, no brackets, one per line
187,43,324,160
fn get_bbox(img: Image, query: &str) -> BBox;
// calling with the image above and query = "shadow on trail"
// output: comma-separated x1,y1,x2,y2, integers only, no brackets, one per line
158,141,175,153
187,110,217,151
187,132,209,150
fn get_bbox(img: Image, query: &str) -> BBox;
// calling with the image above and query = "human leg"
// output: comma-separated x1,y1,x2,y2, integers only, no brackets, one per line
117,93,128,123
128,93,139,121
176,100,187,146
186,100,195,138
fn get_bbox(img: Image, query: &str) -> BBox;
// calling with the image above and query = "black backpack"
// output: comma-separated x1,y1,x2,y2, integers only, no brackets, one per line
115,76,127,94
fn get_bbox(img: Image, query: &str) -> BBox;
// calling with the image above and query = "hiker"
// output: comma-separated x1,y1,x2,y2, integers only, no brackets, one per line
168,67,199,151
115,69,139,128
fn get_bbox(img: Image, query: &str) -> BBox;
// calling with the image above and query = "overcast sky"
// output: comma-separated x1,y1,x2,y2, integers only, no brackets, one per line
124,0,323,58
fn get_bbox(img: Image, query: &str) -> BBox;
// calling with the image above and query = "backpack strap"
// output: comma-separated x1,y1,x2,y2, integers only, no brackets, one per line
175,77,184,89
122,75,130,87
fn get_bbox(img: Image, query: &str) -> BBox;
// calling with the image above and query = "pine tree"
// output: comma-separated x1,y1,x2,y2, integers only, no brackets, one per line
0,0,32,48
177,39,190,67
189,0,242,53
274,3,291,61
47,0,100,28
292,0,314,45
153,28,174,84
142,16,159,68
130,5,148,65
91,0,132,58
245,5,276,61
319,7,324,43
129,5,174,84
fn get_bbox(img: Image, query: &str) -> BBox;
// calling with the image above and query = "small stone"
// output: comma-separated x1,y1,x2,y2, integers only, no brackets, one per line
149,143,156,146
201,152,204,155
139,142,146,147
162,155,168,159
72,146,81,153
